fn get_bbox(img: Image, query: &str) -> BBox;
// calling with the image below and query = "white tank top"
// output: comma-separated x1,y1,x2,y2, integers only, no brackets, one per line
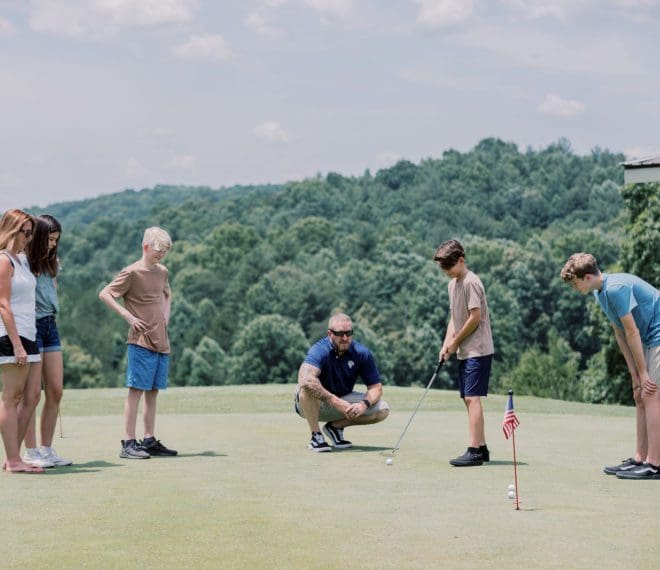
0,251,37,341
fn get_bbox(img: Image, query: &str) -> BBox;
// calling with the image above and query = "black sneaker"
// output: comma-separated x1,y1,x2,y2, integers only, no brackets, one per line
479,445,490,462
141,437,178,456
450,447,484,467
603,457,642,475
323,423,352,449
308,432,332,452
615,462,660,480
120,439,150,459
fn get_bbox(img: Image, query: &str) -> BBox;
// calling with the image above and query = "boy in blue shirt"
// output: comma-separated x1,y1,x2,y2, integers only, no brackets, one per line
295,313,390,451
561,253,660,479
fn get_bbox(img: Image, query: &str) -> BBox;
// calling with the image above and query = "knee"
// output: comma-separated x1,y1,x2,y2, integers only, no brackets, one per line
373,406,390,423
22,388,41,409
45,385,63,404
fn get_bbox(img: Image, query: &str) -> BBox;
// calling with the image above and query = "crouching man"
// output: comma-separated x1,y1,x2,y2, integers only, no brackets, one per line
294,313,389,452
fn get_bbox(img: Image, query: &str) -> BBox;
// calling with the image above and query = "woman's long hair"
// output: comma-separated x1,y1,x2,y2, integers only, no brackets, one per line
27,214,62,277
0,209,35,251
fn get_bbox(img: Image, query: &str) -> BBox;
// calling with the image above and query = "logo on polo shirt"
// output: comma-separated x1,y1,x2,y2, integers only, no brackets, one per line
348,360,355,369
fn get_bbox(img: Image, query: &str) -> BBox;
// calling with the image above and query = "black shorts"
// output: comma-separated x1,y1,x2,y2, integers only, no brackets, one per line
0,335,41,365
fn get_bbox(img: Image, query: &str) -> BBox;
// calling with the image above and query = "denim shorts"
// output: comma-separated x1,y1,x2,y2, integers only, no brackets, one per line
458,355,493,398
36,315,62,353
126,344,169,391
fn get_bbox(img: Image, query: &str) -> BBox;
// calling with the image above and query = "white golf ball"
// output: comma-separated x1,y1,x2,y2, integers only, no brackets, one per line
386,458,393,465
507,491,516,500
508,484,515,492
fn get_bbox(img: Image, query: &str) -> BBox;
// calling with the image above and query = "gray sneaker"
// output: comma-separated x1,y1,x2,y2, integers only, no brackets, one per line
120,439,150,459
603,457,641,475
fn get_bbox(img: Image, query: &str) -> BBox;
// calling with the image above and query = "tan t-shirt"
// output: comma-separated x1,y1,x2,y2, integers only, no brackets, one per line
448,270,494,359
104,261,171,354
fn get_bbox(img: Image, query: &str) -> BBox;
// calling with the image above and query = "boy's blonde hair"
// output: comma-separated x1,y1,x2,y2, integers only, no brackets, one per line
560,252,600,282
143,227,172,252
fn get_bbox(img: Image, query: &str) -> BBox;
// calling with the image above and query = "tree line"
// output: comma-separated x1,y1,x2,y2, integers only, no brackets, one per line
36,138,659,405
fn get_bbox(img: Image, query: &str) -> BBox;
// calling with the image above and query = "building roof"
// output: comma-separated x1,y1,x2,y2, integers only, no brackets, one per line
622,155,660,169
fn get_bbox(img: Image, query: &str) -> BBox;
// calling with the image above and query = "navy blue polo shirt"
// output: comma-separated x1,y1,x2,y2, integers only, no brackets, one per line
303,336,381,397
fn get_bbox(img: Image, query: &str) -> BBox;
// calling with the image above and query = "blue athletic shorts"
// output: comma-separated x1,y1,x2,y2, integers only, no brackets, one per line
458,355,493,398
36,315,62,353
126,344,169,391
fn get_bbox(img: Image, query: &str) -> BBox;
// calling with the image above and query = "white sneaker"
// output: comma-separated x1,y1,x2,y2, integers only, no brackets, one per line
39,446,73,467
22,447,56,468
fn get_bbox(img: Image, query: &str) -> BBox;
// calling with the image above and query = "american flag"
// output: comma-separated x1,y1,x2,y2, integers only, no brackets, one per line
503,392,520,439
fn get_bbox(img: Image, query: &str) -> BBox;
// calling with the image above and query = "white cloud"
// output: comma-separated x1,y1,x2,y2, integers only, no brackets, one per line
0,16,16,37
28,0,198,39
167,154,196,170
93,0,198,27
537,94,586,117
250,0,358,28
171,34,232,61
414,0,475,28
500,0,591,20
253,121,290,144
123,157,148,179
245,11,282,38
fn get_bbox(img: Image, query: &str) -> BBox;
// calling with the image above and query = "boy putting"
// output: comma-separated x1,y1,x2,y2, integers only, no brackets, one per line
434,239,494,467
561,253,659,479
99,227,177,459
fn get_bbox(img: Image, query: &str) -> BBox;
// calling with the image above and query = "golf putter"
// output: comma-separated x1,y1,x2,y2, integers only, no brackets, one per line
382,359,445,457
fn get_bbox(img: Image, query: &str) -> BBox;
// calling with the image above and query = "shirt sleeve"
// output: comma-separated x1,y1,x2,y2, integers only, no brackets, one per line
104,267,133,299
466,281,484,311
303,343,324,369
360,352,381,385
607,284,638,318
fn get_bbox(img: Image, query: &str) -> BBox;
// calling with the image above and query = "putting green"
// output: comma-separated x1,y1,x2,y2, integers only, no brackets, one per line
2,385,658,569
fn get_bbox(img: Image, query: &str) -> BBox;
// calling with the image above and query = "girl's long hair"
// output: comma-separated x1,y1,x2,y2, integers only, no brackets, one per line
27,214,62,277
0,209,35,251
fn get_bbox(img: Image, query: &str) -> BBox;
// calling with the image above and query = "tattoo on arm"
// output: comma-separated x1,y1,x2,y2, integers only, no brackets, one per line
298,363,334,404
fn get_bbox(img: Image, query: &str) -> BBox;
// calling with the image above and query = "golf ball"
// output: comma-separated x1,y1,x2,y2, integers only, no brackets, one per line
508,484,515,492
386,458,393,465
507,491,516,500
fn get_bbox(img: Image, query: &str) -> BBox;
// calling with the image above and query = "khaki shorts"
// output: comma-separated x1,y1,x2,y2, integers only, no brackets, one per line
294,386,390,422
646,345,660,386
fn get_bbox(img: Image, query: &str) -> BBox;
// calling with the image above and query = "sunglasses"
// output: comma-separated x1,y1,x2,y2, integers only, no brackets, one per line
19,228,33,238
330,329,353,338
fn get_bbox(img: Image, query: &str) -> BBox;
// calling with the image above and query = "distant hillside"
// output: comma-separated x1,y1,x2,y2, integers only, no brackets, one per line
35,137,646,406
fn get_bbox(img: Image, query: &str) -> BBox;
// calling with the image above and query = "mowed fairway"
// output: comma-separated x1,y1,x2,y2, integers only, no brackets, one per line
2,385,658,569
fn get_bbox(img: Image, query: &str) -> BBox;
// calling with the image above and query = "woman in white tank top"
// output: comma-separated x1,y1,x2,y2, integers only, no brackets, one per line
0,209,44,474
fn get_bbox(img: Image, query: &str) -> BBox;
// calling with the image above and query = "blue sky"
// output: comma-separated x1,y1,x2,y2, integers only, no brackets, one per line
1,0,659,209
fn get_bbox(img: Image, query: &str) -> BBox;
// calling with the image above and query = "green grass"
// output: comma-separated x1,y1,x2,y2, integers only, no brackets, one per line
2,385,658,569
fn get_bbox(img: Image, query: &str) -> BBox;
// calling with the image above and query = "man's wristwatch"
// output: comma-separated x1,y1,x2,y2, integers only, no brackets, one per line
362,398,370,408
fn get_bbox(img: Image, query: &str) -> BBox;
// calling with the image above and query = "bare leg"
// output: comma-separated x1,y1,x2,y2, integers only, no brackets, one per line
1,364,40,471
464,396,486,447
17,362,42,448
298,387,322,433
40,351,64,447
124,388,144,440
23,360,43,449
143,389,158,439
634,397,648,463
643,390,660,465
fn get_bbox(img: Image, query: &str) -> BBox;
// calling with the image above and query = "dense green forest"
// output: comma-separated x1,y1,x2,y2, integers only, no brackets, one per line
31,138,659,405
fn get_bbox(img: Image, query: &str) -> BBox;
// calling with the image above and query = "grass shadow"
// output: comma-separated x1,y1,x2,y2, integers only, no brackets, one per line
345,445,393,452
45,460,122,475
176,451,227,458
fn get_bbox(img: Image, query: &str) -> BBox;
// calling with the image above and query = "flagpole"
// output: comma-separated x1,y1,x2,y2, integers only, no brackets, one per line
511,427,520,511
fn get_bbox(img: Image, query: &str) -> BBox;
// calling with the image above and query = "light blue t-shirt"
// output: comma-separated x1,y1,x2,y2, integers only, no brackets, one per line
35,272,59,319
595,273,660,348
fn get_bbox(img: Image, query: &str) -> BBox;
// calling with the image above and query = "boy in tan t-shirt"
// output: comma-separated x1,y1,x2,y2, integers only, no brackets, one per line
434,239,494,467
99,227,177,459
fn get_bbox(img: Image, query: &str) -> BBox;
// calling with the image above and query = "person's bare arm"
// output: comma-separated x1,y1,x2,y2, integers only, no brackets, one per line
298,362,351,415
